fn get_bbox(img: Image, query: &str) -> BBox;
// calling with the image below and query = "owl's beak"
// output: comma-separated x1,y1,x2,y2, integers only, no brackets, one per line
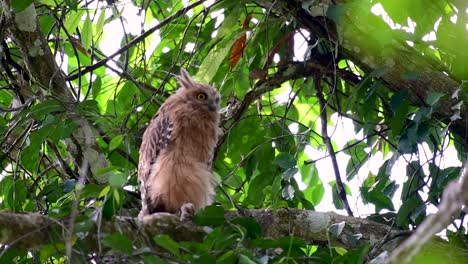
208,102,217,112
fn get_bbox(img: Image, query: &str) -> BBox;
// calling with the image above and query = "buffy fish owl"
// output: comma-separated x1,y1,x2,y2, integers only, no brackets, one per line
138,69,221,219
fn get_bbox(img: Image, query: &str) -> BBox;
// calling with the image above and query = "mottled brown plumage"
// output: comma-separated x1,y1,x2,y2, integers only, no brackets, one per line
138,69,221,219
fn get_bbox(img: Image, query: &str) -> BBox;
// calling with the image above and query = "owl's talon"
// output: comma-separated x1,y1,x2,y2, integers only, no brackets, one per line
180,203,195,221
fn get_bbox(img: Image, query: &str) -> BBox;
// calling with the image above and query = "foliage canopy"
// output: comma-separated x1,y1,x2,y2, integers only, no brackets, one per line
0,0,467,263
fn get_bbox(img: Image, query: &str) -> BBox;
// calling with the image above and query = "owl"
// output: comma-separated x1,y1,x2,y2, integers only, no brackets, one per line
138,68,221,220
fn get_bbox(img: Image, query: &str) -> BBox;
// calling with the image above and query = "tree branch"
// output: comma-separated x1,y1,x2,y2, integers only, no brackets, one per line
222,60,357,129
1,2,110,182
0,209,406,254
66,0,209,81
252,0,468,148
314,75,354,216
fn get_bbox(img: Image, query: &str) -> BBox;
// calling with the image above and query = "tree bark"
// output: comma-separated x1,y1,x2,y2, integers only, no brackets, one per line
0,209,407,255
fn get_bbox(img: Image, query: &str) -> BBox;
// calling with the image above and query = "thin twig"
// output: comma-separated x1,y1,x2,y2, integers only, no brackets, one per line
303,128,389,165
66,0,210,81
65,121,93,262
314,74,353,217
0,97,34,112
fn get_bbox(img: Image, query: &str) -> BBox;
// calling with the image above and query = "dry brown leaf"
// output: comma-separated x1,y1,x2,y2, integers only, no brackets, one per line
70,37,90,57
230,34,246,69
229,13,253,69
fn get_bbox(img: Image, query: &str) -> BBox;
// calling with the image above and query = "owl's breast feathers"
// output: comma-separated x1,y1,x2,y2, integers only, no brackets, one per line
170,104,219,162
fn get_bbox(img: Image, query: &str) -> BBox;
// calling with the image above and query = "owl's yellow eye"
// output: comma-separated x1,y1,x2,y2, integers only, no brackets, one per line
196,93,207,100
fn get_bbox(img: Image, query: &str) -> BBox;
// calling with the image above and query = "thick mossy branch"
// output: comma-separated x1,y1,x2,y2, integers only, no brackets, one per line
0,209,406,255
0,213,58,250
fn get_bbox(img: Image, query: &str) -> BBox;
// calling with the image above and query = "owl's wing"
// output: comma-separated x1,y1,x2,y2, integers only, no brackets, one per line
138,110,174,215
138,112,174,183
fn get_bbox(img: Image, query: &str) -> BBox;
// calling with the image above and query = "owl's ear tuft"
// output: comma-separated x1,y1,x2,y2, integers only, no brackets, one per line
176,68,197,89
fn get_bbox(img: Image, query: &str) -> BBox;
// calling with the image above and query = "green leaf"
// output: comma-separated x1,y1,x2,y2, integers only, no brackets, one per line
397,195,423,228
197,35,239,83
446,230,467,249
342,243,371,264
300,162,324,205
344,140,368,180
306,184,325,206
390,90,410,113
328,221,346,237
11,0,34,13
108,173,127,187
389,91,410,137
244,155,258,178
273,153,296,169
218,5,242,37
425,92,445,106
231,217,262,239
27,99,64,119
360,186,395,211
254,142,275,174
77,99,100,114
217,250,237,263
91,76,103,99
48,117,78,142
103,233,133,254
41,181,63,203
65,0,78,9
153,235,180,257
411,238,467,264
103,188,122,220
0,248,27,263
39,243,65,262
81,183,104,199
329,181,351,210
239,254,256,264
95,9,106,39
282,167,298,181
402,161,424,200
81,14,93,50
38,0,58,6
245,172,274,207
429,165,460,203
64,10,85,35
276,236,307,257
140,255,166,264
109,135,124,151
198,254,216,264
116,82,139,112
7,181,28,211
194,205,225,226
